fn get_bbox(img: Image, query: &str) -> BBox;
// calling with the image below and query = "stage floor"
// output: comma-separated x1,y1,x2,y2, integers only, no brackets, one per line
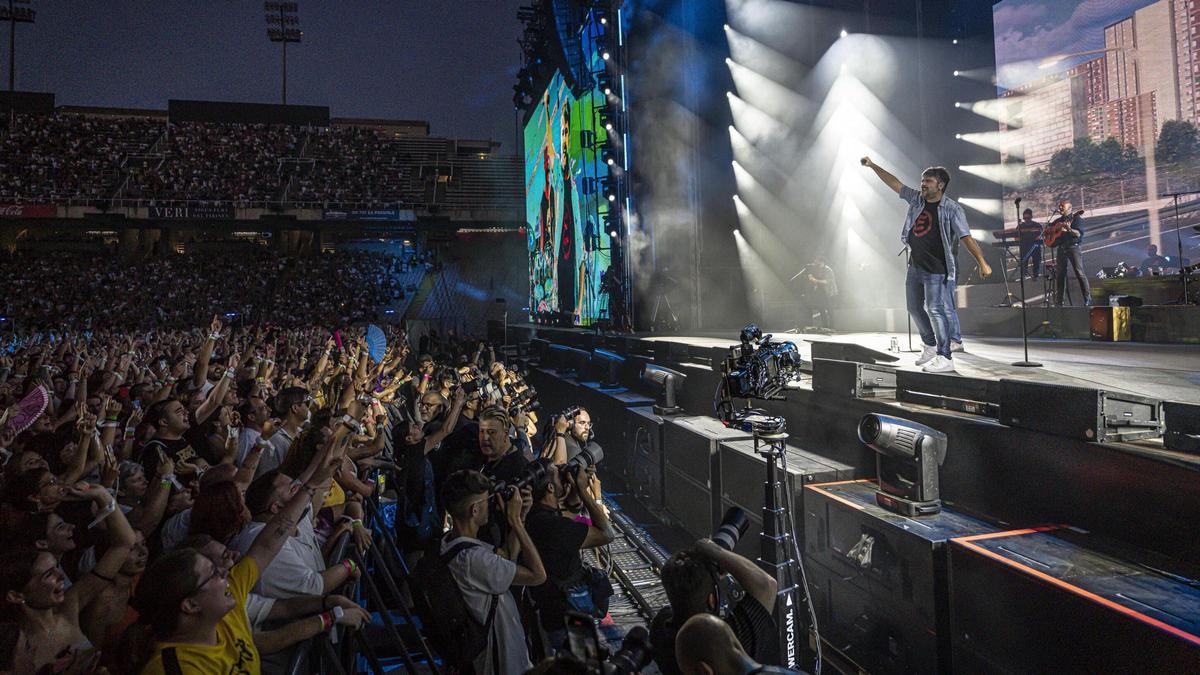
636,330,1200,404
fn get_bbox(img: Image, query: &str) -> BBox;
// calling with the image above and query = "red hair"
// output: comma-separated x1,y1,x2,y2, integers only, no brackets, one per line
188,481,248,544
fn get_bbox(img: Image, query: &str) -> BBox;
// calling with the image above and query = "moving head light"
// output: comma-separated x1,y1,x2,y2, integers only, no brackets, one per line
858,414,948,516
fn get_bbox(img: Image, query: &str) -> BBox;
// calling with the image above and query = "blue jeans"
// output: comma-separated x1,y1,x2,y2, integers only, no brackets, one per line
906,266,956,358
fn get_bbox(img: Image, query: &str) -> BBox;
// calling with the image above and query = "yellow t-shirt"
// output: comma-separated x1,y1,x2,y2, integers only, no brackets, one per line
140,557,261,675
322,480,346,509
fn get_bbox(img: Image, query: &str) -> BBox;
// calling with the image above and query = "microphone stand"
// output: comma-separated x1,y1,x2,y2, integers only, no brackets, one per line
1011,198,1042,367
1163,191,1199,305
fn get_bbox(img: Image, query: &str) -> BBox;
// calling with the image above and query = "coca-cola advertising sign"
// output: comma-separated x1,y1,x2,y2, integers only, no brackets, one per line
0,204,56,218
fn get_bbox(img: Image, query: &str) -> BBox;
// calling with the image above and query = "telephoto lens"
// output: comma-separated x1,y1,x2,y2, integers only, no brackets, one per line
713,506,750,551
564,444,604,472
491,458,548,499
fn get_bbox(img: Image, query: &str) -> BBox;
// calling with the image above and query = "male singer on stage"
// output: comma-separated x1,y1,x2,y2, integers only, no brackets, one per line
1050,200,1091,307
861,157,992,373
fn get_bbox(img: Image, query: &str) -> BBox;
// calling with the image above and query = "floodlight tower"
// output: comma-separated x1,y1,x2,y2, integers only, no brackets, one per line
2,0,35,92
265,1,302,105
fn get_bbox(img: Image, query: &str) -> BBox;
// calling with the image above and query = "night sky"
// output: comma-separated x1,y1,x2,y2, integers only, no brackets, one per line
12,1,526,151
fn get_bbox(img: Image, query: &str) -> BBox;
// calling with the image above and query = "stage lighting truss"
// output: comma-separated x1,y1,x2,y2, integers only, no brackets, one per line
602,176,619,203
597,71,616,98
598,107,622,134
601,144,617,167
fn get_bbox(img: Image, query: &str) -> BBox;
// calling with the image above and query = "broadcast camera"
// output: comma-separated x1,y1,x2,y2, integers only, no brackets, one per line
724,324,804,401
714,324,804,428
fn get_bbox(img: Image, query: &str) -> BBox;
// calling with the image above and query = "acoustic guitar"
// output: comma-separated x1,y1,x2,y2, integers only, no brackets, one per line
1043,209,1085,247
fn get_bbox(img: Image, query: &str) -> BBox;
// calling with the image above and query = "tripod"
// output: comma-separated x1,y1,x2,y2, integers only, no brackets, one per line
744,416,816,672
650,291,679,333
995,246,1020,307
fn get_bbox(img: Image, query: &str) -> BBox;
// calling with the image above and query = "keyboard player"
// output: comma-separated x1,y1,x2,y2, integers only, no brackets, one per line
1017,208,1042,279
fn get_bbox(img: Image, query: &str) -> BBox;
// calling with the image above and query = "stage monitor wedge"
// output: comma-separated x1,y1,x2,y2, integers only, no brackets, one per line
998,379,1162,443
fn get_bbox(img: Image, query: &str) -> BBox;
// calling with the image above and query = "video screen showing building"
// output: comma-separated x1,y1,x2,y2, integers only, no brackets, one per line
993,0,1200,269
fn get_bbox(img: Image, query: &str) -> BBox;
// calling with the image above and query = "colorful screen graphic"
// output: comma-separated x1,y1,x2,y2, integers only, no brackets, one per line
993,0,1200,271
524,64,614,326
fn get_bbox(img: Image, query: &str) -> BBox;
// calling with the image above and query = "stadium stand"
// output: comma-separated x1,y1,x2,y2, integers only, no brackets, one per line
0,108,521,212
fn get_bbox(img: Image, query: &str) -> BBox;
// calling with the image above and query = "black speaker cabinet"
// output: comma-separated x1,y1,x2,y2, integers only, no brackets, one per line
804,480,997,674
1164,400,1200,455
949,527,1200,673
665,466,716,539
662,416,752,535
719,439,855,548
623,406,666,509
998,378,1162,442
812,358,897,399
583,382,655,485
896,370,1001,418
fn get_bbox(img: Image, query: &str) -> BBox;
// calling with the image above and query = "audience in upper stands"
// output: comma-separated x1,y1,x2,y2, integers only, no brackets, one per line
0,112,519,208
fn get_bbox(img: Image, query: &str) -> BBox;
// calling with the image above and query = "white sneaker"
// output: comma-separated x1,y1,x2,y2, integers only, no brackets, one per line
951,340,965,353
915,345,937,366
922,355,956,373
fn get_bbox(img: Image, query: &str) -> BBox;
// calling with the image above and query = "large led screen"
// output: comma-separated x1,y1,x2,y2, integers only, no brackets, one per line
993,0,1200,272
524,66,614,326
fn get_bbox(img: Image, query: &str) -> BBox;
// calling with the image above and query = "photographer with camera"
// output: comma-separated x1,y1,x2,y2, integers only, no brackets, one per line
544,406,600,466
525,459,615,656
435,469,547,675
650,537,780,675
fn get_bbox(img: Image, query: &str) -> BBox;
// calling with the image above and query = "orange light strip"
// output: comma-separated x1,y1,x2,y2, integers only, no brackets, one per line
805,480,875,511
953,526,1063,542
954,537,1200,647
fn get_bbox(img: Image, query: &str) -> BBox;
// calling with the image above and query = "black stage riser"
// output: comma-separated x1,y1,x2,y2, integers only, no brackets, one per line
519,332,1200,564
949,529,1200,673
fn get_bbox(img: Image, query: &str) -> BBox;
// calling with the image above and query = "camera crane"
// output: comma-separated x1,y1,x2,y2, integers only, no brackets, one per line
713,325,820,674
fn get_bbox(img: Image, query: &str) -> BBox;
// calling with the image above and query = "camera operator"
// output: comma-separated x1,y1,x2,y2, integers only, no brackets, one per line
525,460,615,655
441,469,547,675
676,614,804,675
651,539,780,675
544,407,599,466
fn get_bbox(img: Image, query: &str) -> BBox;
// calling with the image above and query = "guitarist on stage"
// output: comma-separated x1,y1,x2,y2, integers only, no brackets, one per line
1049,200,1091,306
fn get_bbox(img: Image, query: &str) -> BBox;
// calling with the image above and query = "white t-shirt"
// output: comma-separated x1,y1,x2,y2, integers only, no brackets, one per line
160,508,191,551
235,428,263,467
229,518,325,599
440,535,531,675
257,428,296,480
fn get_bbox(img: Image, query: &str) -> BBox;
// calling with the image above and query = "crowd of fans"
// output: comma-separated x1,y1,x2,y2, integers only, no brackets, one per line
0,249,416,331
0,301,795,674
125,122,305,204
0,114,161,204
0,113,514,209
